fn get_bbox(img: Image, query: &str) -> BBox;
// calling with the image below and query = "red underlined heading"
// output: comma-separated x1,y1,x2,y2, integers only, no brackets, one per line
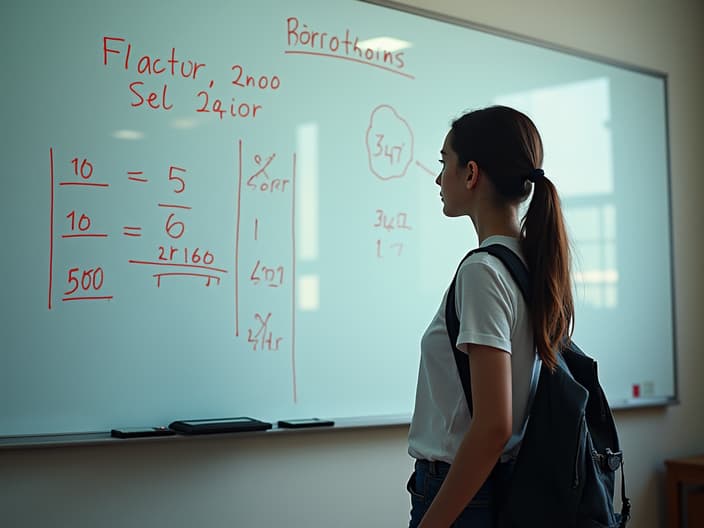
128,259,228,274
59,182,110,188
284,50,415,79
61,233,109,238
158,203,192,210
62,296,114,302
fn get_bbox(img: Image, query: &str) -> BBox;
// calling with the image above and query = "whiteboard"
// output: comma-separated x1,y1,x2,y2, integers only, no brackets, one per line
0,0,675,437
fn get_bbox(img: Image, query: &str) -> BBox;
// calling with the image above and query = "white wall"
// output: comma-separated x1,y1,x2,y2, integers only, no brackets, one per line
2,1,703,527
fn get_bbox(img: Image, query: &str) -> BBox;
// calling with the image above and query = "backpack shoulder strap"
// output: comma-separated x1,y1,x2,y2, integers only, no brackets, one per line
445,243,532,417
477,244,531,302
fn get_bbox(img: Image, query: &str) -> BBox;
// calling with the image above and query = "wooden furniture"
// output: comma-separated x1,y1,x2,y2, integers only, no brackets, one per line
665,455,704,527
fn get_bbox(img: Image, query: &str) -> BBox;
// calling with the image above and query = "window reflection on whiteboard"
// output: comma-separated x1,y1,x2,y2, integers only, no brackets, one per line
296,122,319,261
298,275,320,311
296,123,320,312
496,78,617,309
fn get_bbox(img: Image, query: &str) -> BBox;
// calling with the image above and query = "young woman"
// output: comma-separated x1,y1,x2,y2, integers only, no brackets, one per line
406,105,574,527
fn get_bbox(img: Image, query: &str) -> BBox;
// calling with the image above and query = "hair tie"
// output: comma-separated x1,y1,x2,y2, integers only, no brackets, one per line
527,168,544,183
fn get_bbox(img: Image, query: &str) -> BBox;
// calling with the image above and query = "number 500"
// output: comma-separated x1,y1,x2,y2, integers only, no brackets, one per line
64,267,104,296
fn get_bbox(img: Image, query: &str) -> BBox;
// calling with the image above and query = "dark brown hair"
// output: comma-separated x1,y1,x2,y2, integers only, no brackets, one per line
450,105,573,370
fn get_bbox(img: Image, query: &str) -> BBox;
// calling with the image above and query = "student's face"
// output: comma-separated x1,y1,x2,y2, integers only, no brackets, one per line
436,132,470,217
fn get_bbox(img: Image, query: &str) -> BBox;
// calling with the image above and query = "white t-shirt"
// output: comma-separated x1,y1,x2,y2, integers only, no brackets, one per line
407,235,537,464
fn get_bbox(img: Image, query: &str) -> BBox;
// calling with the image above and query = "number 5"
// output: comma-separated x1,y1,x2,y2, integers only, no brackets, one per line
168,166,186,193
65,267,80,295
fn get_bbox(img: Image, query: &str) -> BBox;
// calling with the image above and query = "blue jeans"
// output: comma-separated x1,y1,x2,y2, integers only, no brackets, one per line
407,459,511,528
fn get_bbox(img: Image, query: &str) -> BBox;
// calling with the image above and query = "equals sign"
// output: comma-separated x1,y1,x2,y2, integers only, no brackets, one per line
127,171,148,183
123,226,142,237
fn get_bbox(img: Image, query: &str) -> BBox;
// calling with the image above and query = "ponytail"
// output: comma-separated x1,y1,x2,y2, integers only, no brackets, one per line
520,176,574,371
450,105,574,370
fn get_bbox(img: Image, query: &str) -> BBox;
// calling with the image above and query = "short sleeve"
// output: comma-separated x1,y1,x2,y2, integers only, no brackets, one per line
454,258,515,354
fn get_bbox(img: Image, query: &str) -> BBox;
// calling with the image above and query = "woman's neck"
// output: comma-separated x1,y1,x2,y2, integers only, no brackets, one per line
471,206,521,244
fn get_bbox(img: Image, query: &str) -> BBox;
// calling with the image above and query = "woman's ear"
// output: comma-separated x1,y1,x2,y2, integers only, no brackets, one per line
465,160,480,190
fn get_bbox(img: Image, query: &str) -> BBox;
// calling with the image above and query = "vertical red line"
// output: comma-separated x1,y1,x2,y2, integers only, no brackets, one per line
291,152,297,403
48,148,55,310
235,140,243,336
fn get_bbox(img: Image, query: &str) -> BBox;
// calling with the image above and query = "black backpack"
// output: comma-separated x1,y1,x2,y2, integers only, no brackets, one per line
446,244,631,528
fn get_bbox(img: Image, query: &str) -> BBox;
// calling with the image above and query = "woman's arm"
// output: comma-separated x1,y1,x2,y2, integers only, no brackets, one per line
418,344,513,528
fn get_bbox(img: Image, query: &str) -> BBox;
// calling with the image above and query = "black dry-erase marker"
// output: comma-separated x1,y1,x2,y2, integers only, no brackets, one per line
277,418,335,429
